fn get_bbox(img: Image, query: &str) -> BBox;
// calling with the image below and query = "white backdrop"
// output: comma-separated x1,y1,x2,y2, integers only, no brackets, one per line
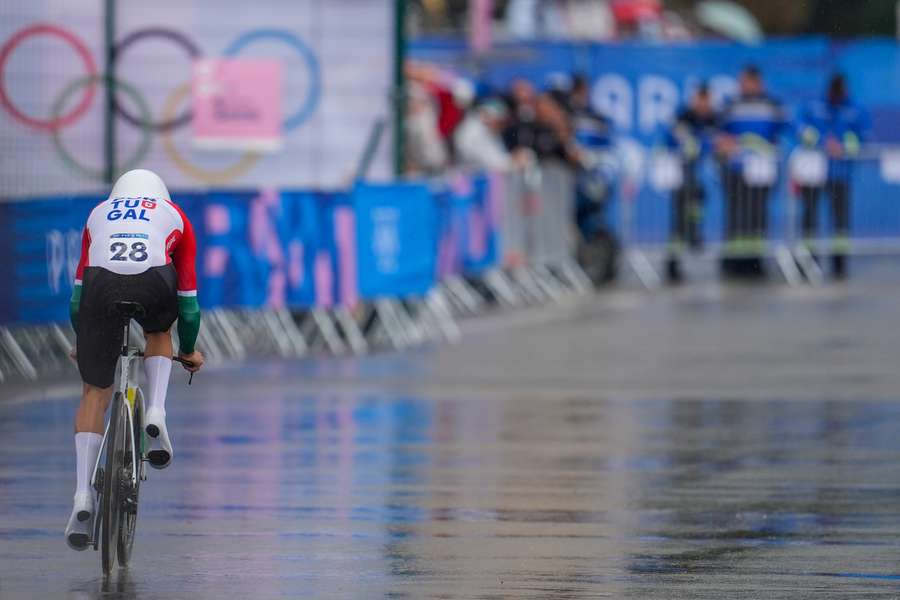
0,0,393,199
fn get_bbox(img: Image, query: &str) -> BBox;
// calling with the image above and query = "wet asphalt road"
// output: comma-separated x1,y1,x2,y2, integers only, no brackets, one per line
2,262,900,599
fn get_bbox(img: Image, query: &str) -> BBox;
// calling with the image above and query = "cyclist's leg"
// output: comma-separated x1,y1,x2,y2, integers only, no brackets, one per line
144,331,173,422
143,330,174,468
138,265,179,469
76,383,115,433
67,267,122,550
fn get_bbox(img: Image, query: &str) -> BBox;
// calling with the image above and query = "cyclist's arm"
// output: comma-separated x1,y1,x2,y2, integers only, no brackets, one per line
70,227,91,331
172,208,200,354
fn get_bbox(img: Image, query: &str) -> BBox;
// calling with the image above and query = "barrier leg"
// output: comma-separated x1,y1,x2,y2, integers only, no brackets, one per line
275,308,309,356
373,300,410,350
1,328,38,381
213,310,248,359
442,275,486,314
482,269,525,308
625,249,662,291
334,307,368,355
554,258,594,294
406,298,441,342
792,243,824,286
393,301,426,345
195,318,227,364
311,308,347,355
774,245,804,287
426,289,462,343
511,267,549,304
261,310,296,357
52,324,74,356
529,264,569,302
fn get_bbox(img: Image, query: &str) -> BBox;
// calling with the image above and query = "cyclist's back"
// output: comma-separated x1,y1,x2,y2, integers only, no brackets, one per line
72,169,199,389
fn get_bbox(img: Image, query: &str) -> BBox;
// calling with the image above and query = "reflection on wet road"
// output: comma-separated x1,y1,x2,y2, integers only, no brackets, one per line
2,387,900,598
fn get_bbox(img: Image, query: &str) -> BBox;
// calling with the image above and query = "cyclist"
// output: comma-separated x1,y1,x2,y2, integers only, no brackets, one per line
65,169,204,550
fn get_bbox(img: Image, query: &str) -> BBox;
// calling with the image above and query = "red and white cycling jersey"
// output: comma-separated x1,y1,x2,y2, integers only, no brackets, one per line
74,195,198,297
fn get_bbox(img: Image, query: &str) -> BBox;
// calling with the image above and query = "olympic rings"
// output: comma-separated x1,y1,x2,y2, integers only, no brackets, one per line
0,24,97,131
224,29,320,132
1,24,323,183
112,27,201,132
51,75,153,181
160,84,261,185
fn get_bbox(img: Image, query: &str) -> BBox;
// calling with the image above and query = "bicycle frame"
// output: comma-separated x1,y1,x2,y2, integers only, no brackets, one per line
89,319,143,511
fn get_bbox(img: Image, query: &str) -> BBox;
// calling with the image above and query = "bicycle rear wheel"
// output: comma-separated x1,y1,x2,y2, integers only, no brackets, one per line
118,388,143,566
101,394,127,575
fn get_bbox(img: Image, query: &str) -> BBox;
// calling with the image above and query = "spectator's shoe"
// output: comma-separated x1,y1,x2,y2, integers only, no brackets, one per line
665,256,683,284
65,492,94,550
145,407,173,469
832,254,847,280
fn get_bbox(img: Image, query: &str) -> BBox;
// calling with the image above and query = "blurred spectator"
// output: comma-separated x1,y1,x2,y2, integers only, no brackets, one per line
405,61,475,159
566,0,617,40
664,84,718,282
570,75,613,152
505,0,568,39
570,75,616,237
502,78,576,163
611,0,663,39
716,64,788,275
405,81,449,175
454,99,519,171
795,73,869,278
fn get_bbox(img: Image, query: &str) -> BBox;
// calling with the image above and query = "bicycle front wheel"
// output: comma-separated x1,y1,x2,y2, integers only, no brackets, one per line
101,393,127,575
118,388,143,566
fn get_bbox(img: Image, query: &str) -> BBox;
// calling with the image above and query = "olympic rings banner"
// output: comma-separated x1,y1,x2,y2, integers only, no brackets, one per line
0,0,393,199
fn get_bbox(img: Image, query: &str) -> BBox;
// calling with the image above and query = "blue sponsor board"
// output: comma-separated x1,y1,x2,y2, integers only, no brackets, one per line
0,196,98,324
353,182,439,300
0,185,445,325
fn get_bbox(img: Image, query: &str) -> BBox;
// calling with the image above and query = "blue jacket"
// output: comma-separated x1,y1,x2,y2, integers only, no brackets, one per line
798,97,869,181
573,108,614,152
664,107,719,161
719,93,788,172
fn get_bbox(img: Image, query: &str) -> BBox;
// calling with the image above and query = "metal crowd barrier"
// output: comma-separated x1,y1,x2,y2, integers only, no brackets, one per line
470,160,592,311
620,146,900,287
0,160,591,382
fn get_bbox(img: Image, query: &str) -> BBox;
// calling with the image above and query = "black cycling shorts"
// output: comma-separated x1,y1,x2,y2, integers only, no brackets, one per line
76,265,178,388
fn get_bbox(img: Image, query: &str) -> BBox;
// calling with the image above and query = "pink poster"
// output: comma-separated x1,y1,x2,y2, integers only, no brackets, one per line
192,58,283,152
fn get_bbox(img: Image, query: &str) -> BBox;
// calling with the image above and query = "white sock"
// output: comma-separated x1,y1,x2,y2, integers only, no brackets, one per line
144,355,172,416
75,432,102,497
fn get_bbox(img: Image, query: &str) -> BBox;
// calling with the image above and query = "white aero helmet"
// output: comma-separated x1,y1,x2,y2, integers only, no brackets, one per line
109,168,170,201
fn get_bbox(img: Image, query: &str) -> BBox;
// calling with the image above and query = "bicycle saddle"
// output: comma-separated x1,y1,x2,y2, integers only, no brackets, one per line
109,301,146,320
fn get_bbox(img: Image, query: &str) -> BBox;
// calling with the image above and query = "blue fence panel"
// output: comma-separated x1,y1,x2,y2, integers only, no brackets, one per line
353,181,439,300
0,196,99,325
461,173,501,275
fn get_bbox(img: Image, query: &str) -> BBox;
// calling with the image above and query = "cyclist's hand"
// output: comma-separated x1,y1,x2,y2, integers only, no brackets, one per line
178,350,204,373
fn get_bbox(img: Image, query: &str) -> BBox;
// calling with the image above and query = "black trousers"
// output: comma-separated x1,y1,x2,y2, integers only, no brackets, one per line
670,164,704,249
799,179,850,245
721,168,771,241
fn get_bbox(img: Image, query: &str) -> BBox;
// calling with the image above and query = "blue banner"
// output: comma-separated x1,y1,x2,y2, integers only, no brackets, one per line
411,37,900,143
0,185,442,326
199,189,322,310
353,182,439,300
0,196,98,324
